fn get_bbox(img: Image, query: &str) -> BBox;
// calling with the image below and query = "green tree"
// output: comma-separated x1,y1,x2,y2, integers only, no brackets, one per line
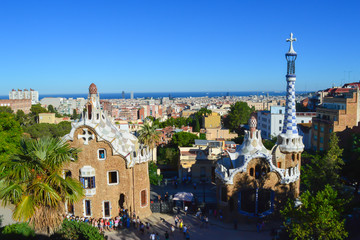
138,121,161,149
0,137,84,234
47,105,56,113
23,122,72,139
302,133,344,193
263,137,277,150
171,132,199,147
157,146,179,166
148,161,163,185
281,185,348,240
225,102,254,132
342,133,360,195
0,106,13,114
194,117,201,132
30,104,48,123
0,112,23,163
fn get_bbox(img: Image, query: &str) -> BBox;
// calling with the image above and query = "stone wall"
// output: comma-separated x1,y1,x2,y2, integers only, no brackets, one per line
64,126,151,219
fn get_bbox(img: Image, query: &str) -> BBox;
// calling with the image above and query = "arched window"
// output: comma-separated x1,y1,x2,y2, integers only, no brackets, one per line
255,165,261,179
250,168,254,177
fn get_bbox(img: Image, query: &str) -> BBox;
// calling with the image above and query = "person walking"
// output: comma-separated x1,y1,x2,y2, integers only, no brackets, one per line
165,230,170,240
170,225,175,236
174,216,179,228
184,205,188,216
150,232,156,240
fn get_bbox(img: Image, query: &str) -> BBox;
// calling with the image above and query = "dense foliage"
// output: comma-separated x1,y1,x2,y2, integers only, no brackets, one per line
0,112,23,164
55,219,105,240
224,102,254,132
0,222,36,239
23,121,72,139
0,137,84,234
149,161,163,185
171,132,199,147
157,146,179,166
281,185,348,240
302,133,344,193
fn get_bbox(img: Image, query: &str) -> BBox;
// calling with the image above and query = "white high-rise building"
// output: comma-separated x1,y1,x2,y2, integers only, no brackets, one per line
9,89,39,104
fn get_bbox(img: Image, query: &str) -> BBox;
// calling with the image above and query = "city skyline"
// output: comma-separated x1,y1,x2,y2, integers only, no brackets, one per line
1,0,359,95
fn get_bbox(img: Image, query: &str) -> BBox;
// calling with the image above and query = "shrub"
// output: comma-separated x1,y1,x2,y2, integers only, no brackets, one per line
56,219,105,240
0,222,36,239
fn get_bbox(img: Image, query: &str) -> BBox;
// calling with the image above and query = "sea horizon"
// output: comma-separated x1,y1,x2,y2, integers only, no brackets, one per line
0,91,312,100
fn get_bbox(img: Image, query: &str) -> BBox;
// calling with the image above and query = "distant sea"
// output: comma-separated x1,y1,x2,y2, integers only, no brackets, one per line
0,91,310,100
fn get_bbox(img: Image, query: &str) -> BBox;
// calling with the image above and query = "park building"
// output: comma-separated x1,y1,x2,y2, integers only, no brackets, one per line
215,33,304,219
62,83,152,219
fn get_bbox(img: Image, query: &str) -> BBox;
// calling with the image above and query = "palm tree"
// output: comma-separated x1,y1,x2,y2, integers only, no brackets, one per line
138,121,161,162
0,137,84,234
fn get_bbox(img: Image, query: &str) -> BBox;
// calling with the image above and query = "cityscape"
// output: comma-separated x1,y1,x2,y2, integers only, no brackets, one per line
0,1,360,240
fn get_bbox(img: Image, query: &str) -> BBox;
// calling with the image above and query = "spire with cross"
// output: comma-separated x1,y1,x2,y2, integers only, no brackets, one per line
286,33,297,54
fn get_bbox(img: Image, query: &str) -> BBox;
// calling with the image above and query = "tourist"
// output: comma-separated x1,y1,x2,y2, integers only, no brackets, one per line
140,222,145,235
150,232,156,240
205,216,209,228
136,216,140,229
156,232,160,240
174,216,179,228
165,230,170,240
179,219,183,230
170,225,175,235
184,205,188,215
183,225,188,236
185,232,190,240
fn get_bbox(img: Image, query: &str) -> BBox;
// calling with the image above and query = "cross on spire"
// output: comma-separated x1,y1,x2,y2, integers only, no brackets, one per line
286,33,297,53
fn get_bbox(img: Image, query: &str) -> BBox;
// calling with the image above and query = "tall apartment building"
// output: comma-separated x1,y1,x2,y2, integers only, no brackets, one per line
9,89,39,104
258,106,315,140
312,87,360,151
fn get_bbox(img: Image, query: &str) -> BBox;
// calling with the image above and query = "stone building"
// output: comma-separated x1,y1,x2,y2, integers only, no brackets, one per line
215,33,304,218
63,83,152,219
312,87,359,151
0,99,31,113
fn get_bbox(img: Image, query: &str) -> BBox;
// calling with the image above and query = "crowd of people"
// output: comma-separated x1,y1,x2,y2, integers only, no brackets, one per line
64,207,199,239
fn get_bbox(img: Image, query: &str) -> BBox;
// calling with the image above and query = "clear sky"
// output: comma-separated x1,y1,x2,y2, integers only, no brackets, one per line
0,0,359,95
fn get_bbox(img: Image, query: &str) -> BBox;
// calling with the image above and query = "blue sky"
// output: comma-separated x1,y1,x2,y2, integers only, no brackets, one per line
0,0,359,95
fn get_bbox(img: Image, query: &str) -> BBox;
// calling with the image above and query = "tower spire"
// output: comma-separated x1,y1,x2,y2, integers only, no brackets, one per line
277,33,304,153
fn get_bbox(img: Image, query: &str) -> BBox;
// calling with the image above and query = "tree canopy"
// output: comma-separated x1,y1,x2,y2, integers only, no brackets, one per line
301,133,344,193
137,121,161,149
0,137,84,234
23,121,72,139
0,112,23,163
281,185,348,240
171,132,199,147
225,102,254,131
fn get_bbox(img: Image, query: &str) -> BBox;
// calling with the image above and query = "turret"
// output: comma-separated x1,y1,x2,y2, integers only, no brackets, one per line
277,33,304,153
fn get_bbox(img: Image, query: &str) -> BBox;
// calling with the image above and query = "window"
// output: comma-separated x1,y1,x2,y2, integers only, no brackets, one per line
279,110,282,114
84,200,91,216
314,125,318,130
320,137,324,143
249,168,254,177
66,201,74,215
314,135,317,140
80,177,95,189
108,171,119,185
277,162,282,168
292,154,295,161
98,149,106,160
301,120,304,123
141,190,147,207
320,147,324,151
64,170,72,178
320,127,324,132
329,129,333,133
103,201,110,218
279,127,282,131
279,120,282,124
221,187,228,202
